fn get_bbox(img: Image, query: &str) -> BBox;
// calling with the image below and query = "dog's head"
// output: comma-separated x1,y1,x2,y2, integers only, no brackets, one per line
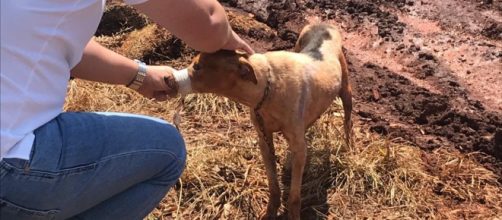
172,50,257,96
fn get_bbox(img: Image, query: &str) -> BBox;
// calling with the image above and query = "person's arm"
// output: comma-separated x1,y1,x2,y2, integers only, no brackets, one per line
71,39,175,100
71,40,136,85
72,0,254,102
133,0,253,54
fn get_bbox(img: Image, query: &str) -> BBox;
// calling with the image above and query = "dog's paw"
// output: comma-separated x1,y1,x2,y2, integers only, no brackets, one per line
163,73,179,98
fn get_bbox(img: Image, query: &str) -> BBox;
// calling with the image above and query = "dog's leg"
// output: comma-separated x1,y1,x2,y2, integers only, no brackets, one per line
283,127,307,220
258,130,281,219
252,115,281,219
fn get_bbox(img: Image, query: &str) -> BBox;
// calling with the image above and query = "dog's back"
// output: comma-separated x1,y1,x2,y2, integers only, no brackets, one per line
295,23,353,145
294,24,343,63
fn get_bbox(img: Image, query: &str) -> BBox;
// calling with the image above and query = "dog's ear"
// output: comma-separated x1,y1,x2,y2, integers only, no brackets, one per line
238,57,257,84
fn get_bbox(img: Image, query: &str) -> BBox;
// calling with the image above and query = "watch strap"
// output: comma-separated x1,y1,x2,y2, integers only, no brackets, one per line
127,59,147,90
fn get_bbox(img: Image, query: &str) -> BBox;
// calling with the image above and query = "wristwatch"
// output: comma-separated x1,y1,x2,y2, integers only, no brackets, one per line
127,59,147,90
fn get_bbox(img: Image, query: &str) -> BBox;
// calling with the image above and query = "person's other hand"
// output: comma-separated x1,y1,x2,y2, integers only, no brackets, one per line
136,65,178,101
221,30,255,54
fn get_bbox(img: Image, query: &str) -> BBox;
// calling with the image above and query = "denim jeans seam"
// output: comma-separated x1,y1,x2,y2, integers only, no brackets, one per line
60,149,181,180
98,149,179,164
148,178,179,187
0,161,14,179
2,150,181,179
151,157,186,186
100,149,185,186
0,160,61,180
0,197,60,217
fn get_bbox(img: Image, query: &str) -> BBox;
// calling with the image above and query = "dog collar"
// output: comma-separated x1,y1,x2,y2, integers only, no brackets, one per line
173,68,192,96
253,69,272,146
254,78,271,112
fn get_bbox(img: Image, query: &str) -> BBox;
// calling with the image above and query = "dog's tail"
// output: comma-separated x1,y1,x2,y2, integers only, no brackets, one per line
339,49,353,148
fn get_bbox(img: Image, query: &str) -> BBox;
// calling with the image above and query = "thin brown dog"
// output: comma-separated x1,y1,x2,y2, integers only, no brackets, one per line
171,23,352,219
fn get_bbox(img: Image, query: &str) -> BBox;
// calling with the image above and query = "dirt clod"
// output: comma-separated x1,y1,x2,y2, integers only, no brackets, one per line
482,23,502,40
95,4,147,36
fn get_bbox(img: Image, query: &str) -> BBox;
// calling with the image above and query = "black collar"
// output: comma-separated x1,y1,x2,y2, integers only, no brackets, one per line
253,73,271,112
253,71,272,146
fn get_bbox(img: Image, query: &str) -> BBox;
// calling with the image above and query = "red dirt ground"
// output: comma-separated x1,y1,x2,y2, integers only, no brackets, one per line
215,0,502,183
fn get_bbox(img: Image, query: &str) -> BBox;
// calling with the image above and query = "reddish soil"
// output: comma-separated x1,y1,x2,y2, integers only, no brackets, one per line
214,0,502,181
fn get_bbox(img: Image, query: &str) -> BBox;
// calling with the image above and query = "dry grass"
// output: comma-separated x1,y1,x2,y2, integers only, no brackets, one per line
65,80,502,219
63,3,502,219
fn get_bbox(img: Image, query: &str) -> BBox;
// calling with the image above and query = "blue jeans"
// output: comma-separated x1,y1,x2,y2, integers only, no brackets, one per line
0,112,186,220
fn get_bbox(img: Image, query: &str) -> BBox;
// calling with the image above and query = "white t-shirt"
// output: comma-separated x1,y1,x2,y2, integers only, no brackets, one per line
1,0,148,160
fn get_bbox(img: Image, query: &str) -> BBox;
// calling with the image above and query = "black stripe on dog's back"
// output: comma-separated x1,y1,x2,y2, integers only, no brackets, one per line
297,24,332,61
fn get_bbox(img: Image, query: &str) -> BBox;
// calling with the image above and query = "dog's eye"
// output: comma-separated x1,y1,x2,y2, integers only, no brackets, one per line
193,63,201,71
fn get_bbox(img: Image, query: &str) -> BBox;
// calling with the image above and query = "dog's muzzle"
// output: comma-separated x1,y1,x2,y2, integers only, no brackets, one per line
173,68,192,96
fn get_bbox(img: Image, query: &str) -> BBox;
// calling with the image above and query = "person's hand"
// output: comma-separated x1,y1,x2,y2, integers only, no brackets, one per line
136,65,177,101
221,30,255,54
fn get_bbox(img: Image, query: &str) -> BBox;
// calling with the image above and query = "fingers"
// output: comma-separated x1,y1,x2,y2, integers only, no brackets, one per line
155,66,173,91
233,31,254,54
136,65,178,101
239,41,255,55
235,33,254,55
234,38,254,54
223,30,255,55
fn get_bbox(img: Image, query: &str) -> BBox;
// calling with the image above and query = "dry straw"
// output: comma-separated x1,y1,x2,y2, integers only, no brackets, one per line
64,2,502,219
